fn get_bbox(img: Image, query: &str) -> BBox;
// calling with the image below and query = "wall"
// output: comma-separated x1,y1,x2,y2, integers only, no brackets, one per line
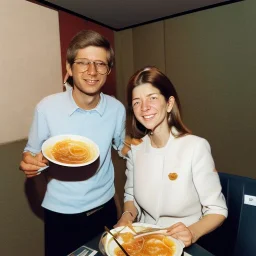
0,0,62,144
115,0,256,179
0,0,62,255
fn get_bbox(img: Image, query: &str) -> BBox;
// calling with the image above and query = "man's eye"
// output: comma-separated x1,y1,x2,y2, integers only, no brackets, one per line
77,61,87,65
96,62,106,67
150,96,157,100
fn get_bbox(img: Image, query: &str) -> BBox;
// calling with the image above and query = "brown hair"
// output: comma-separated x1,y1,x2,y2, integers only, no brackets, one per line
66,30,114,86
127,66,191,138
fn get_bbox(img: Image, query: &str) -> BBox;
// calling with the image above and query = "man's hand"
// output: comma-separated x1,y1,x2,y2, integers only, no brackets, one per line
19,152,48,178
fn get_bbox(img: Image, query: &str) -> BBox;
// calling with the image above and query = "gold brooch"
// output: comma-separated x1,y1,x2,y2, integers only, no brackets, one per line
168,173,178,180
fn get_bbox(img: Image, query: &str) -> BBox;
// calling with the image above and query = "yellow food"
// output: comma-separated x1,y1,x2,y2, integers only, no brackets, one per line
114,233,176,256
46,139,94,164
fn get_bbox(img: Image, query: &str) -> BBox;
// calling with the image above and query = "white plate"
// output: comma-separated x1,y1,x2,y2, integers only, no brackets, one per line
41,134,100,167
104,223,184,256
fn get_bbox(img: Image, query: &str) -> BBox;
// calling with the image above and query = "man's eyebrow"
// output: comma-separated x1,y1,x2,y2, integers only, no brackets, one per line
74,58,107,63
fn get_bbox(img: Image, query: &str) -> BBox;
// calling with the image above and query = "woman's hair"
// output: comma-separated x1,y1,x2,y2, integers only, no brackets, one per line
66,30,114,86
126,66,191,138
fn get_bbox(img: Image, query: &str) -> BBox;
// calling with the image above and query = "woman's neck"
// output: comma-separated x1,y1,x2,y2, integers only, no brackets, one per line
149,127,170,148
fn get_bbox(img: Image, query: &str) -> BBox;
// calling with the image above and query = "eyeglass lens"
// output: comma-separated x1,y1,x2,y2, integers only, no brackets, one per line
74,59,109,75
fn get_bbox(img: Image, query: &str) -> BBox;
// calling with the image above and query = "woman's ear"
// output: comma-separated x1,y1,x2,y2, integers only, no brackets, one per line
107,68,112,75
167,96,175,113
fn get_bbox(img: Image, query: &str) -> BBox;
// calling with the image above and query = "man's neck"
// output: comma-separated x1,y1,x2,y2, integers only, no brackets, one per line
72,89,101,110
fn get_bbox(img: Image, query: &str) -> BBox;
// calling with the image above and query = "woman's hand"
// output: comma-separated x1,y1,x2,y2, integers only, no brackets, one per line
19,152,48,178
114,218,132,229
166,222,194,247
114,211,134,228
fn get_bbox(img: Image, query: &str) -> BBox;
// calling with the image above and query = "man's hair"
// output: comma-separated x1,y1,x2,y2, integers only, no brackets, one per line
66,30,114,68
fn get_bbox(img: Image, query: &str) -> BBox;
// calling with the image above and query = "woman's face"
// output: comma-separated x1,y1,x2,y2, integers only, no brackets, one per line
132,83,173,133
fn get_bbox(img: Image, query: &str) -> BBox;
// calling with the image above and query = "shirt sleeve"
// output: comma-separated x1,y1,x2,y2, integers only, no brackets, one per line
24,106,50,154
192,138,228,218
112,104,126,157
124,150,135,202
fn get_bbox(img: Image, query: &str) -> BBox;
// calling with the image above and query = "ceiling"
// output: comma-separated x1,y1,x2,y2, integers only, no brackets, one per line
40,0,240,31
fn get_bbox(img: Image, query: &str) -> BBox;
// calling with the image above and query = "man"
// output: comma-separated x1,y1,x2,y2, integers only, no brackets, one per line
19,30,126,256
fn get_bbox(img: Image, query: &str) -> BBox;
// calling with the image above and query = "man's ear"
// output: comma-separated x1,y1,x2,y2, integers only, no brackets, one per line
107,68,111,75
66,62,73,77
167,96,175,113
63,72,69,84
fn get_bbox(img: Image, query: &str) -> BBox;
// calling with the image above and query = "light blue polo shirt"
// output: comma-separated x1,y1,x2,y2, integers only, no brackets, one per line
24,88,126,213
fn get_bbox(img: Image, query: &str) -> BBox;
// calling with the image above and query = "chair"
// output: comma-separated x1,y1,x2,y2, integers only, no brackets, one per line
197,172,256,256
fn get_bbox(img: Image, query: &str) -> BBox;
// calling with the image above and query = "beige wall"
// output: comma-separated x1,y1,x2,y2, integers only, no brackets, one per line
0,0,62,255
0,0,62,144
115,0,256,179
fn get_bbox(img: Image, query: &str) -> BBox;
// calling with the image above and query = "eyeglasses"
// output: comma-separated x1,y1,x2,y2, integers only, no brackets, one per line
73,58,109,75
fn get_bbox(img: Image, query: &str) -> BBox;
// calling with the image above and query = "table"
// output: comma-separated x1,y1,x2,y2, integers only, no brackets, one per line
85,233,215,256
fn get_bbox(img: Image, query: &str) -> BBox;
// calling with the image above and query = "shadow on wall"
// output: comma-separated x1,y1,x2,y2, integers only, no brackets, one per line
24,173,48,221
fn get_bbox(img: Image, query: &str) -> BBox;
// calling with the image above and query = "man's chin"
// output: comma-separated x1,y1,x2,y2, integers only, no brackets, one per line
75,86,102,96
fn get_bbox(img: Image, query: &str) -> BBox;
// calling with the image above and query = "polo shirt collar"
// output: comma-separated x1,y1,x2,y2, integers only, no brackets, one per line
66,87,106,116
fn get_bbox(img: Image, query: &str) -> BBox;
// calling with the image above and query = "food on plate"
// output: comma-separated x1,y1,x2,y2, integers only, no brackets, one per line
114,233,176,256
45,139,96,164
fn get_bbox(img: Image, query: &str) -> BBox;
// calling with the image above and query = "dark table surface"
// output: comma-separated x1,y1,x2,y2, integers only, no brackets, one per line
85,233,215,256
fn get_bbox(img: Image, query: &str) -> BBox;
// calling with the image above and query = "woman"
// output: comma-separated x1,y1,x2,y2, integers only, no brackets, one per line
117,66,228,247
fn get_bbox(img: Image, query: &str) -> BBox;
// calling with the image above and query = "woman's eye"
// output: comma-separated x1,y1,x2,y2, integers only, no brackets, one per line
133,101,139,107
150,96,157,100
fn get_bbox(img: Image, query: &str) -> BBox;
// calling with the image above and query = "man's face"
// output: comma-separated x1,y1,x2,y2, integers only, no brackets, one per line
67,46,110,96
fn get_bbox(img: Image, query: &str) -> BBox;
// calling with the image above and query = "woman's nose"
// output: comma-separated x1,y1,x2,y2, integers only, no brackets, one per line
141,100,150,111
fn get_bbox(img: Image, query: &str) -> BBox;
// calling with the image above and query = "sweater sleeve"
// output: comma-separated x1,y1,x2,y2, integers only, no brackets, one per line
192,138,228,218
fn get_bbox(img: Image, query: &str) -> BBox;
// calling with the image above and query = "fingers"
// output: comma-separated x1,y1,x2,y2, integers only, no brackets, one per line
167,222,185,235
19,152,48,178
121,144,131,156
114,220,130,228
33,152,49,165
170,231,192,247
114,216,133,228
166,222,193,247
23,152,48,167
19,160,41,177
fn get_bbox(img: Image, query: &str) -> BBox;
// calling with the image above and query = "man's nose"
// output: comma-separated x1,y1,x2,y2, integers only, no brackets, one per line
87,62,97,75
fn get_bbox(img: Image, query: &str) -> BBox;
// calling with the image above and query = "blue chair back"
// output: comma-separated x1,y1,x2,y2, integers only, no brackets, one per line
197,172,256,256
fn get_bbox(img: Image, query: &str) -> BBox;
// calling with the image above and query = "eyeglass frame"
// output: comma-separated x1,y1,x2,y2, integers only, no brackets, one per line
73,58,110,75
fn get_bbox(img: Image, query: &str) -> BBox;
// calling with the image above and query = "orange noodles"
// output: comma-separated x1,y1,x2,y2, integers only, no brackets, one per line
49,139,93,164
114,233,176,256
